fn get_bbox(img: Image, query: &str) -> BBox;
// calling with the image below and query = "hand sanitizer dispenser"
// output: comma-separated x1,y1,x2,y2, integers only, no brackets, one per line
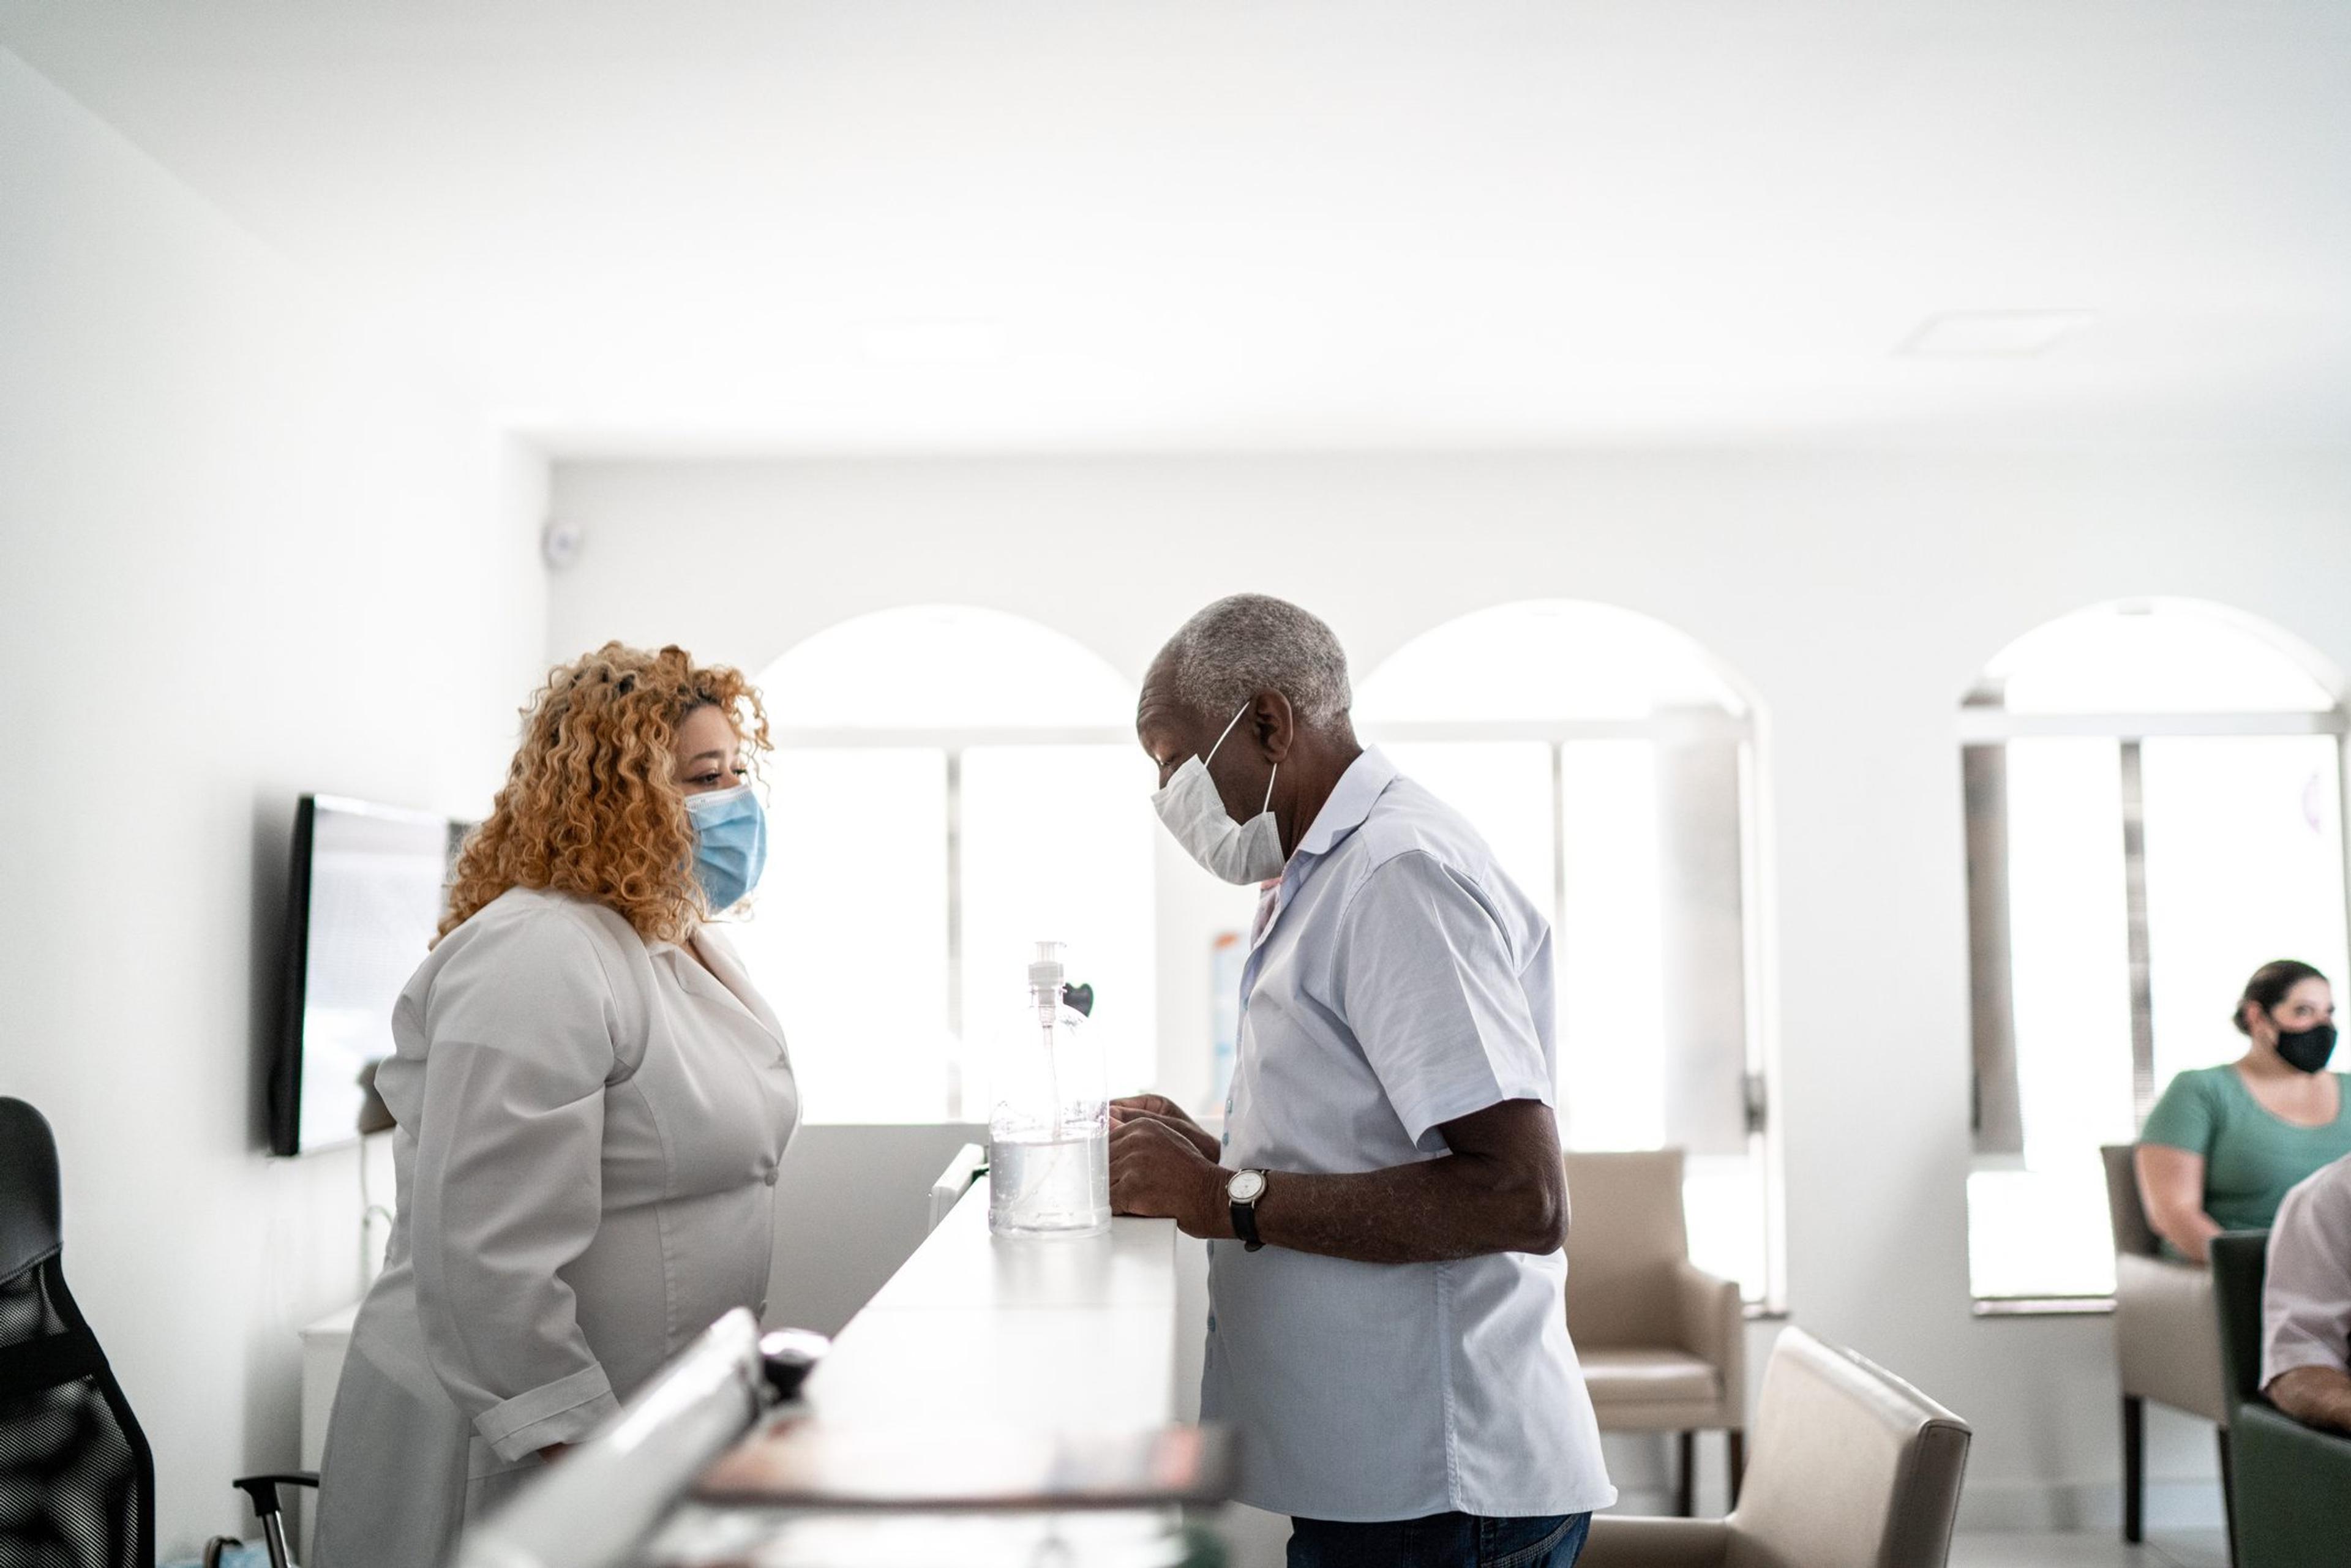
988,942,1111,1238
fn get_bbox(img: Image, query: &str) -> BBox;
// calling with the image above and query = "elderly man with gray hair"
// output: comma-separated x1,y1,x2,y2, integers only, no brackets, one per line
1109,594,1613,1567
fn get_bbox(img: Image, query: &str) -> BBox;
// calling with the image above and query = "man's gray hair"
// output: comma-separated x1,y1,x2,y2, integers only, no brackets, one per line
1155,594,1353,729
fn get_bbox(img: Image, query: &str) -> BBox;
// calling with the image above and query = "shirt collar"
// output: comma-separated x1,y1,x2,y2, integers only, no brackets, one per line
1292,746,1398,862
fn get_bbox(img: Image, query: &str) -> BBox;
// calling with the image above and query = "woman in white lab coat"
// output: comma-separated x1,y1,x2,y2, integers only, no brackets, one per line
313,643,800,1567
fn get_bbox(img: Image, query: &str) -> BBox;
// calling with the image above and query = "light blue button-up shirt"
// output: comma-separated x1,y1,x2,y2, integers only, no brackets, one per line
1201,747,1614,1522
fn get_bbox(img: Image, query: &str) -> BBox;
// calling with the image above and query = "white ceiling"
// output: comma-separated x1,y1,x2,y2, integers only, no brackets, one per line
6,1,2349,456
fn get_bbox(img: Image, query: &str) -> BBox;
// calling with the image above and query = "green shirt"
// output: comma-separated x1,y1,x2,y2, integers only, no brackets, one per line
2139,1063,2351,1239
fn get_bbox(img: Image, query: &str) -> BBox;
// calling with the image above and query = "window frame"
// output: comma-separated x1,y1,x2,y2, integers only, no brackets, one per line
1362,710,1783,1309
1960,701,2351,1307
771,722,1136,1120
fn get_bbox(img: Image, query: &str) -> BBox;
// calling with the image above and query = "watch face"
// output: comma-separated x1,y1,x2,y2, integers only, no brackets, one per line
1229,1169,1267,1203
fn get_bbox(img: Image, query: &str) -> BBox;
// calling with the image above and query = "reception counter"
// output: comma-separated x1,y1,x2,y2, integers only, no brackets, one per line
438,1176,1223,1567
307,1174,1216,1567
805,1177,1191,1429
629,1180,1220,1566
301,1176,1202,1451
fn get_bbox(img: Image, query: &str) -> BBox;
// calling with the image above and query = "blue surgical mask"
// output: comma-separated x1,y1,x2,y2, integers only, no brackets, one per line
685,783,767,913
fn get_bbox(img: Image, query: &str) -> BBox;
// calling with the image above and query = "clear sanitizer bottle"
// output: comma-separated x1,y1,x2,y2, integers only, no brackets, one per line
989,941,1111,1238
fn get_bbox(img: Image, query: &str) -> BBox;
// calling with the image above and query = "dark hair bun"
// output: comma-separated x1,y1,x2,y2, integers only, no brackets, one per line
2235,959,2328,1033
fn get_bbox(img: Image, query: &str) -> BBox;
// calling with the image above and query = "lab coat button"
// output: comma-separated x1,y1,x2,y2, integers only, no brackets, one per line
762,1168,778,1186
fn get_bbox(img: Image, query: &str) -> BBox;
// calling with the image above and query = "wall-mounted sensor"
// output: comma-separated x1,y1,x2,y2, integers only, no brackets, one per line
542,519,585,571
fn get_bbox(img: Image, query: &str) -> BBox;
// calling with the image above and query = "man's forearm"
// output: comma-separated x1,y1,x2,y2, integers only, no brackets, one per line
1219,1154,1564,1265
2268,1365,2351,1434
1114,1098,1567,1264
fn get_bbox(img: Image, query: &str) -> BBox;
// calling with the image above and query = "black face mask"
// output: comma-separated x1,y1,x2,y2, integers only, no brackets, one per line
2271,1018,2339,1075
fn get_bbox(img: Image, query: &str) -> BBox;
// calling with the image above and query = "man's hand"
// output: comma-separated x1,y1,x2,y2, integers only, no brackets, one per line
1111,1093,1221,1161
1109,1115,1229,1238
2268,1365,2351,1435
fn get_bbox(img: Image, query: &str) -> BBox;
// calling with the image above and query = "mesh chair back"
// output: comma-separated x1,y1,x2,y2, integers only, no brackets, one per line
0,1099,64,1288
2208,1230,2271,1415
2099,1144,2161,1258
0,1098,154,1568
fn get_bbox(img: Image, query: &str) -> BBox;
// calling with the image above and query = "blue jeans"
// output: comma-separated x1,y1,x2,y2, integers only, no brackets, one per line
1286,1510,1590,1568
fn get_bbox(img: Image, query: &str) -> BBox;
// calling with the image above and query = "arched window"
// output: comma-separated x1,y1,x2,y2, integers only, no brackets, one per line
1962,599,2350,1304
729,606,1156,1123
1358,601,1773,1302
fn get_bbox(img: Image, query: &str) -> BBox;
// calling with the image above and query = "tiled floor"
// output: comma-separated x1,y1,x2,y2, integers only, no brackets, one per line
1948,1530,2229,1568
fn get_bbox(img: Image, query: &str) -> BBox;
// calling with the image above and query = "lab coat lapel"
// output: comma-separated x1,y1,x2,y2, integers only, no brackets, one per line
661,930,789,1052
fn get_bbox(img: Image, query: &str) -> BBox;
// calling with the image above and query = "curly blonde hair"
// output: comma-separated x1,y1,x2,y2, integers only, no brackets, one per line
440,642,771,946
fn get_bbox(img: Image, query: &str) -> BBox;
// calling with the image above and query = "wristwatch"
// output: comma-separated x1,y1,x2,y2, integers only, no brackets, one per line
1228,1169,1269,1252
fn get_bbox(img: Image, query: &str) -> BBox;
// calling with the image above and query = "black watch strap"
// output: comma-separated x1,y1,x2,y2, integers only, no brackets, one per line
1230,1171,1267,1252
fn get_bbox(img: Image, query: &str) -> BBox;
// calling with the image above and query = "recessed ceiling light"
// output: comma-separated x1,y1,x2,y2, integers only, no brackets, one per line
1897,309,2098,358
861,320,1008,365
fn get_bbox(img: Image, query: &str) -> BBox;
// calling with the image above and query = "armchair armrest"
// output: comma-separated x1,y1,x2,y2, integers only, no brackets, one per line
1584,1515,1731,1568
2229,1401,2351,1564
1670,1258,1745,1421
231,1472,318,1520
2113,1252,2226,1422
231,1471,320,1568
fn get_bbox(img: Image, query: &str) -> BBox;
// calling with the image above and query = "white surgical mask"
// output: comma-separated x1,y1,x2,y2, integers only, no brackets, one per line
1151,703,1286,885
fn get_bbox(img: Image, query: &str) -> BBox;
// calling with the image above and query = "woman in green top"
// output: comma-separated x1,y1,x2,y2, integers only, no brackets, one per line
2137,958,2350,1262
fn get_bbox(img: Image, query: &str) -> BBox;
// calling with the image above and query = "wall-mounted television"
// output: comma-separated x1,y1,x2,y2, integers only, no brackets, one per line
270,795,468,1156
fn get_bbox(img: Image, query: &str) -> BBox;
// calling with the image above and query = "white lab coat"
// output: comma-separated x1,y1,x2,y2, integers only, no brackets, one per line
312,887,799,1567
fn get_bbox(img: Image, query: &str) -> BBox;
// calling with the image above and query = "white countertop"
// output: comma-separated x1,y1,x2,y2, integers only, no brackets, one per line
456,1176,1212,1566
301,1177,1198,1441
807,1178,1187,1429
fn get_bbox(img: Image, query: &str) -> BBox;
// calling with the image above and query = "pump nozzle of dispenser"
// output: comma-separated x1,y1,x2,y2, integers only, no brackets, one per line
1029,942,1067,1139
1029,941,1066,1022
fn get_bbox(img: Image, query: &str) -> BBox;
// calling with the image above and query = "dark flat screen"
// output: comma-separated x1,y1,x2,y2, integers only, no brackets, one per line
273,795,462,1154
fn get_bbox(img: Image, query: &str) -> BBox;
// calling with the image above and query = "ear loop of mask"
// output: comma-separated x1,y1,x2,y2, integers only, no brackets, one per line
1204,702,1278,814
1203,702,1250,765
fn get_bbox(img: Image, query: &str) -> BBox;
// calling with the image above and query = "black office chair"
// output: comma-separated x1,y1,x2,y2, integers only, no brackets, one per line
2,1098,316,1568
0,1095,156,1567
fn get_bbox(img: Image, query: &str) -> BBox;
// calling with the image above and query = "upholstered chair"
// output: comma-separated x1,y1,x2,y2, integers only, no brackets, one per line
1581,1326,1971,1568
2209,1229,2351,1568
1563,1148,1746,1515
2099,1143,2232,1550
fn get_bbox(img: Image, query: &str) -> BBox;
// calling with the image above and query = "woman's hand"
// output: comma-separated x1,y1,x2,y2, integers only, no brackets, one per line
1111,1093,1220,1161
537,1441,572,1464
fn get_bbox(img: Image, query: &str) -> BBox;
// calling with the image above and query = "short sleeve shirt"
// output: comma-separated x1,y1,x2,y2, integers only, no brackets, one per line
2262,1153,2351,1392
2140,1065,2351,1239
1198,748,1616,1523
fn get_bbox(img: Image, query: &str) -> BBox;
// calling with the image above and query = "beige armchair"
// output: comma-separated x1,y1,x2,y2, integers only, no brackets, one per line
1581,1327,1970,1568
2098,1143,2232,1550
1564,1149,1745,1515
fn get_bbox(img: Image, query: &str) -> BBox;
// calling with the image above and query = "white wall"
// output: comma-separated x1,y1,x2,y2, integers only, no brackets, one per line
0,48,549,1555
546,446,2351,1528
